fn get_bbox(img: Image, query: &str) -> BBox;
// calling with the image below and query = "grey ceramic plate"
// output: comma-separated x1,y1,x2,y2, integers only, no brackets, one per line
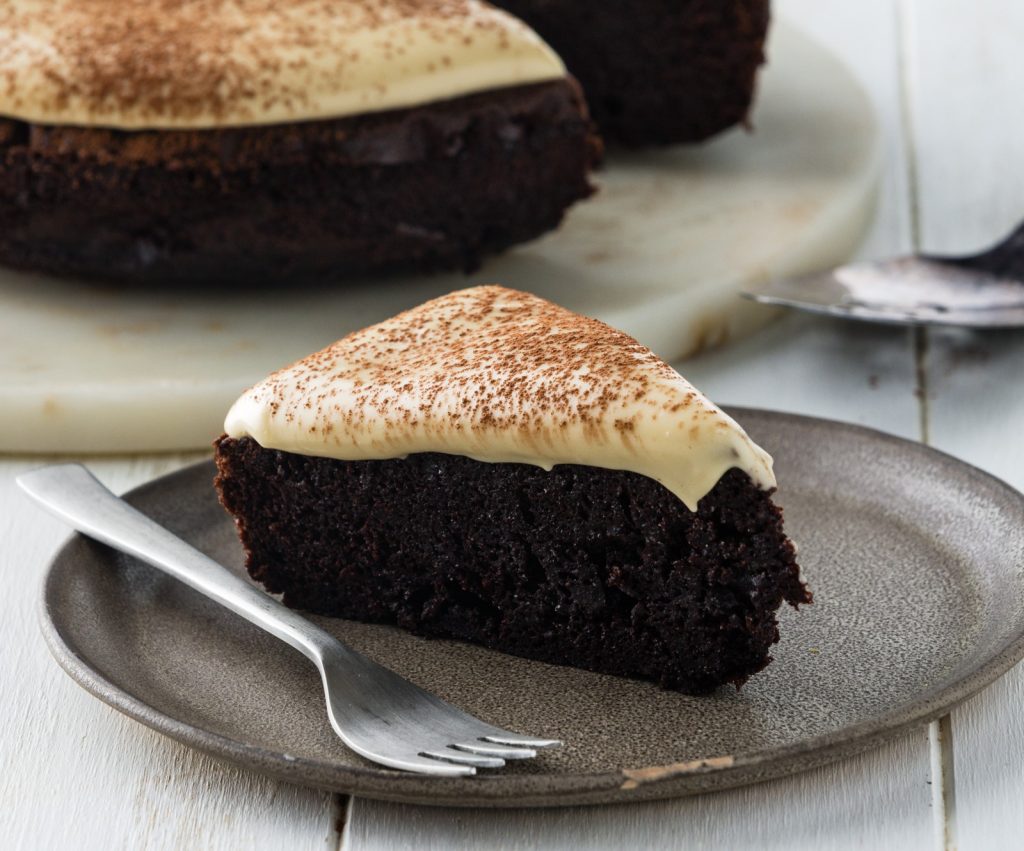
40,409,1024,808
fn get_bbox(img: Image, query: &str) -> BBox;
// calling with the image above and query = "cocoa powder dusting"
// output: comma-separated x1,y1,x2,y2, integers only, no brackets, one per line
249,286,709,444
0,0,513,124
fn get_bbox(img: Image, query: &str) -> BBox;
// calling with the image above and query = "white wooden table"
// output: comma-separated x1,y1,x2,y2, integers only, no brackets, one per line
3,1,1024,847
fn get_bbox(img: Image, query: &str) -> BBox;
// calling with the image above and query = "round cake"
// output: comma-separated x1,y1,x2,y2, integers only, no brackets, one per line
0,0,600,284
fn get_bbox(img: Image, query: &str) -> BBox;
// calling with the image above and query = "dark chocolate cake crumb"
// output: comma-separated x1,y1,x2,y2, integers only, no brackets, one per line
0,80,599,285
214,437,809,694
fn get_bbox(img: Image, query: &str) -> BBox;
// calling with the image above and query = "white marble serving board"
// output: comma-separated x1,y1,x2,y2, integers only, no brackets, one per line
0,21,880,453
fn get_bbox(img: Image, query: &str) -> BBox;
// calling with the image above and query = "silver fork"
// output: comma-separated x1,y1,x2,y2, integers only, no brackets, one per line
18,464,560,776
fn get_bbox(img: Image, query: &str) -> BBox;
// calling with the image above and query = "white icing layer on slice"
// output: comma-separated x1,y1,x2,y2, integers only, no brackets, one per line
224,286,776,511
0,0,566,129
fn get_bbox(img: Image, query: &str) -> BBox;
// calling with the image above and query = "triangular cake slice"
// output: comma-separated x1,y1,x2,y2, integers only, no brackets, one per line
215,286,809,693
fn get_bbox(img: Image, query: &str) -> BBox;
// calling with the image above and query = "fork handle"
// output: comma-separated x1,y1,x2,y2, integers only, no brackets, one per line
19,463,341,665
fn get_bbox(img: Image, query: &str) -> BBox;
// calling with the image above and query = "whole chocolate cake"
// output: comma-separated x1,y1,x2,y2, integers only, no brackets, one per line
215,286,809,694
492,0,771,146
0,1,599,285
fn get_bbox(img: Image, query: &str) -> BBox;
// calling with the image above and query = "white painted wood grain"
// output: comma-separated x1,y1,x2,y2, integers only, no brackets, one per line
905,2,1024,847
903,0,1024,255
345,730,931,851
344,2,939,849
0,456,341,851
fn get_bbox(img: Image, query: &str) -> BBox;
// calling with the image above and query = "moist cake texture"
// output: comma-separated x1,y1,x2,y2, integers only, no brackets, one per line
491,0,771,146
216,286,809,693
0,1,597,283
216,442,807,693
0,82,597,284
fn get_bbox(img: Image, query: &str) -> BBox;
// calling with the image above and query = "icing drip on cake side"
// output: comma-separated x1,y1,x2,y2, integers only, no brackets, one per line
0,0,566,129
225,286,776,511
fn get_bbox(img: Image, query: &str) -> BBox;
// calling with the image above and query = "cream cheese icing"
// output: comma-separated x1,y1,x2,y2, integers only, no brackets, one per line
0,0,566,129
225,286,776,511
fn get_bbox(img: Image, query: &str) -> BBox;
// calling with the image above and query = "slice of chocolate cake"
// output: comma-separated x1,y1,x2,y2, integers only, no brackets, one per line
491,0,771,146
215,286,809,694
0,1,599,285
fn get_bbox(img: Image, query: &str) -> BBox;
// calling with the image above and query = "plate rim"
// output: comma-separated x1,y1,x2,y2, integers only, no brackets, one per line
37,407,1024,807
